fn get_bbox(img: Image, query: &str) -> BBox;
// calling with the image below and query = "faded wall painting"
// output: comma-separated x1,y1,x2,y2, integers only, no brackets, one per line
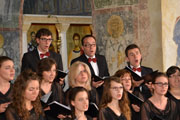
23,0,91,16
92,0,151,75
66,25,92,67
28,24,59,53
0,31,20,74
173,17,180,66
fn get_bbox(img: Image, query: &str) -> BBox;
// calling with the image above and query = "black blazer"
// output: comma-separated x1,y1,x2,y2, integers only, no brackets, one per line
71,54,109,77
128,65,153,100
21,49,63,72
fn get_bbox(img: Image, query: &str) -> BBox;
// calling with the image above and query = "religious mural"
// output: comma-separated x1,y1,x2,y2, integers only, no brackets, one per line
92,0,151,75
23,0,91,16
93,0,139,10
0,31,20,76
66,25,92,67
173,16,180,66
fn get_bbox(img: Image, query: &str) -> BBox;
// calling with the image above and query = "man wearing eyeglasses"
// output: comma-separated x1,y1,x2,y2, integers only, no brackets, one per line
21,28,63,73
71,35,109,100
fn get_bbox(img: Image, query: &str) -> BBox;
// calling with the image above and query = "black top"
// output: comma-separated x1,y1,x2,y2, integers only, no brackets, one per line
0,83,13,120
41,82,64,120
5,105,45,120
166,91,180,116
99,107,126,120
129,90,144,120
141,98,179,120
64,114,92,120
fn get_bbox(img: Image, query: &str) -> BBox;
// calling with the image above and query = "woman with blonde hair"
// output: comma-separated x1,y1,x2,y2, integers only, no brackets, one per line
99,77,131,120
5,70,45,120
66,61,98,118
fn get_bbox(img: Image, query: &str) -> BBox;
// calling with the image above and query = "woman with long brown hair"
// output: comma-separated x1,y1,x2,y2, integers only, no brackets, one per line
99,77,131,120
5,70,45,120
37,58,64,119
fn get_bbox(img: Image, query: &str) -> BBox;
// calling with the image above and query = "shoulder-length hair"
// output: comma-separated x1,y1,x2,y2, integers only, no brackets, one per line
12,69,43,120
113,69,133,89
68,61,91,91
37,58,57,80
100,77,131,120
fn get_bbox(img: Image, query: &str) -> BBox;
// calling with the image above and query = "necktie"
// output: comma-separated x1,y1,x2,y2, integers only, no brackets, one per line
40,52,50,59
132,67,141,72
88,58,97,63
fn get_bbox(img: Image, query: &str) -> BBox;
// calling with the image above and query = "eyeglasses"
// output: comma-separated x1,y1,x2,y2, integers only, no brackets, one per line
84,44,96,48
154,82,168,87
40,38,53,42
110,86,123,91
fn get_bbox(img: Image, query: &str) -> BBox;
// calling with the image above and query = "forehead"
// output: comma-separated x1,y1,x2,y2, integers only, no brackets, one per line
75,91,88,99
110,81,122,86
155,76,168,82
26,80,39,88
1,60,13,66
128,48,140,54
84,37,96,43
121,73,131,78
40,35,52,38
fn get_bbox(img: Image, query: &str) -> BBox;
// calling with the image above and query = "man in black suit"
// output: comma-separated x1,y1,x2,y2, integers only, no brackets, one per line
125,44,153,99
71,35,109,99
125,44,153,120
21,28,63,74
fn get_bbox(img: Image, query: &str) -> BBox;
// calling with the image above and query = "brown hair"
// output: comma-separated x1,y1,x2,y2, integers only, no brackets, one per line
0,56,13,67
125,44,141,57
37,58,57,80
113,69,133,89
68,61,91,91
100,77,131,120
68,87,89,119
12,69,43,120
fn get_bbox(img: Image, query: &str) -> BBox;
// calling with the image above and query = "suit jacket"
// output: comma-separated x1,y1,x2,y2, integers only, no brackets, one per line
128,65,153,100
71,54,109,77
21,49,63,72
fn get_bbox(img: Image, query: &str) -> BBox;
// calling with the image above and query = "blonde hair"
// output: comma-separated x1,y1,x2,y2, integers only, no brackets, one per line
68,61,91,91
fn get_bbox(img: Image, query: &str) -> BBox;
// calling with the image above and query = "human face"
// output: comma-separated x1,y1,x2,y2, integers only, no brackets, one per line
36,35,52,53
42,64,56,83
110,81,123,100
71,91,89,113
75,65,88,85
0,60,15,81
24,80,39,102
168,70,180,89
121,73,132,91
82,37,96,57
73,36,80,47
153,76,168,96
126,48,142,68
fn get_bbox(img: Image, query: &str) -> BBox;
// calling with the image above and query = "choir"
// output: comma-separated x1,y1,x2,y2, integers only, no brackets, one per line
0,29,180,120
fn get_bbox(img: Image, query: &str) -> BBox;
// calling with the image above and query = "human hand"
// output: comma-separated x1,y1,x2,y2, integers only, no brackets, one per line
132,79,144,87
59,78,65,85
57,114,66,119
131,104,140,112
0,102,11,113
44,106,50,111
92,81,104,88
